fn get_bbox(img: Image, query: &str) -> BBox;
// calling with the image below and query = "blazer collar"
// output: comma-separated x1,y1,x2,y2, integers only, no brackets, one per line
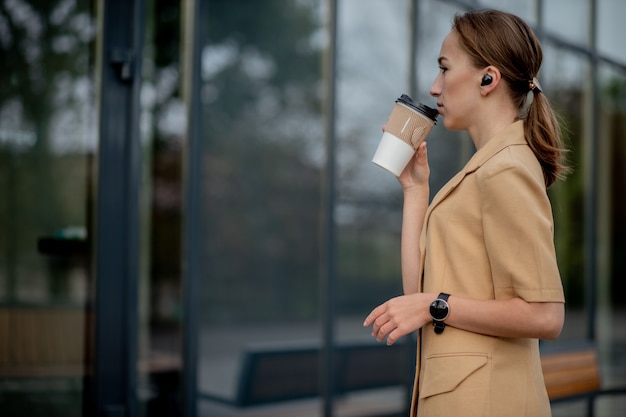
430,121,526,210
463,120,527,175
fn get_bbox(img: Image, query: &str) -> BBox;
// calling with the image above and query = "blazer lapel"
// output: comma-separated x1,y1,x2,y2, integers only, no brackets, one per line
418,169,467,291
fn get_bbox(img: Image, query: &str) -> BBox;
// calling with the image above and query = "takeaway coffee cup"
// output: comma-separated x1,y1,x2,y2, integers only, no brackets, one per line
372,94,439,176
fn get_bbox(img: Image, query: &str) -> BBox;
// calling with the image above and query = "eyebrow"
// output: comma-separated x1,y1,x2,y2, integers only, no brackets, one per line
438,57,448,65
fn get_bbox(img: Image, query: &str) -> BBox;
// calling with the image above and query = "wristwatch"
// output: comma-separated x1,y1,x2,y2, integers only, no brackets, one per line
430,293,450,334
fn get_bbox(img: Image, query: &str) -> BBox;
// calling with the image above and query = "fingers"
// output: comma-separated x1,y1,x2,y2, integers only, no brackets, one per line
363,303,386,327
415,141,428,162
370,317,392,343
375,321,395,344
373,322,388,342
385,329,400,346
363,303,400,345
364,304,389,339
364,294,425,345
371,316,403,345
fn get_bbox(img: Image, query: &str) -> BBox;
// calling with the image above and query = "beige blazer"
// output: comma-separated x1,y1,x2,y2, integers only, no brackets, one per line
410,121,565,417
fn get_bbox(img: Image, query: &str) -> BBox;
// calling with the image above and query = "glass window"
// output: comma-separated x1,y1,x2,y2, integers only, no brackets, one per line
598,0,626,64
597,62,626,396
543,0,590,47
196,1,325,414
137,1,186,416
0,1,96,415
335,0,411,414
476,0,537,24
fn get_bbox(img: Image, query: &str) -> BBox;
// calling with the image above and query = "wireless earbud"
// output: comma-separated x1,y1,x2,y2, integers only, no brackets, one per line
481,74,493,86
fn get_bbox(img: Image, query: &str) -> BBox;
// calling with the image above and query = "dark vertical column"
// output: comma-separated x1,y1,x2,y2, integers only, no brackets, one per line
320,1,338,416
408,0,419,99
181,0,204,416
586,0,599,344
92,0,144,416
406,7,420,413
584,3,599,411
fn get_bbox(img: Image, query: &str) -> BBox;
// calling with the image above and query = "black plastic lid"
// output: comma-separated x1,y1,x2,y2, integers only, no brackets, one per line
396,94,439,123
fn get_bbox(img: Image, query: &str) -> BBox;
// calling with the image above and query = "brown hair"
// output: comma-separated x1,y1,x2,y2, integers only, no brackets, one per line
452,9,570,187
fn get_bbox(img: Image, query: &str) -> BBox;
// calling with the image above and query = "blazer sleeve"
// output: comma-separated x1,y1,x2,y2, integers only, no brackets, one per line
477,147,565,303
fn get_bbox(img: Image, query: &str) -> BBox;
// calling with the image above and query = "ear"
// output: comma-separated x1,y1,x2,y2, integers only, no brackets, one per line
480,66,502,96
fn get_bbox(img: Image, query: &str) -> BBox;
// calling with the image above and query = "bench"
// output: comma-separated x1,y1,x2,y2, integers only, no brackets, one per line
0,306,88,378
200,339,416,408
540,341,602,402
0,306,181,414
540,340,626,417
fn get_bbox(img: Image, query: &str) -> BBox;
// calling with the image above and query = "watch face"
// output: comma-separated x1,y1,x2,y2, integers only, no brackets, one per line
430,299,449,321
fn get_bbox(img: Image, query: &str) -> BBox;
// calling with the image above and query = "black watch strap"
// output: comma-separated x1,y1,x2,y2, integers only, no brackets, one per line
438,292,450,303
433,320,446,334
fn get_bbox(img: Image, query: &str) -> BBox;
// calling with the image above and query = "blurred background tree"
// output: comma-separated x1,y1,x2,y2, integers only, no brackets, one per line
0,0,95,304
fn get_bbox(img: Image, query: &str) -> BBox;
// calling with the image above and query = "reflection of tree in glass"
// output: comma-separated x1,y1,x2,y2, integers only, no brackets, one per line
0,0,95,302
0,0,95,152
201,0,325,323
148,0,325,323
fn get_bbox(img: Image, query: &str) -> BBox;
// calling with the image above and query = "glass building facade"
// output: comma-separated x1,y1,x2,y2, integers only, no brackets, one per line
1,0,625,416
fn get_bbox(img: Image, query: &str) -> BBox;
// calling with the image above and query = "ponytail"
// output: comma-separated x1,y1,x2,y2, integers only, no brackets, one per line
525,91,570,188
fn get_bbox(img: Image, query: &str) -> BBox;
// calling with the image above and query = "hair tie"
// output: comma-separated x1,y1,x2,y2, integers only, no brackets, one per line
529,77,543,93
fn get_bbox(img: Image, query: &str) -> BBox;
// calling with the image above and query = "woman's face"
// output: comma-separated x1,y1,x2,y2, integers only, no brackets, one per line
430,30,483,131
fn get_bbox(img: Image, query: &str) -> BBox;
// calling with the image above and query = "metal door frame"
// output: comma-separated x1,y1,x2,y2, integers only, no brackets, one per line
91,0,144,416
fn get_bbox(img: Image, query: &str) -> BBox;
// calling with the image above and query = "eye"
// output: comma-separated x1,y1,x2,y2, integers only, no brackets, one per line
439,66,448,73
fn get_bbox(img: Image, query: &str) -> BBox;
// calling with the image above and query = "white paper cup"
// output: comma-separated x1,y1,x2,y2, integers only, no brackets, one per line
371,132,416,176
372,94,438,177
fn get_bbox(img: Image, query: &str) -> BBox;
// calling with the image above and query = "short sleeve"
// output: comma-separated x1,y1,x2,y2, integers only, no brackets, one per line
477,148,565,303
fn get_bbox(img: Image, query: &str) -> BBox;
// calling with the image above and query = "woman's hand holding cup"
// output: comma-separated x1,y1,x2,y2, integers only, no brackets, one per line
398,141,430,191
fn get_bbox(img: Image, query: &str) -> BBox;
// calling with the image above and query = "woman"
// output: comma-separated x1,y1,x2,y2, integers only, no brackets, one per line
363,9,569,417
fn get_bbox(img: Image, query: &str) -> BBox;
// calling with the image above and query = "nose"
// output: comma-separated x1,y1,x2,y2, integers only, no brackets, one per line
430,74,441,97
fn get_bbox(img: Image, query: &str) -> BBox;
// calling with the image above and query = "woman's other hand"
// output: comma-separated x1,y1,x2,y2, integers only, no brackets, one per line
363,292,433,345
